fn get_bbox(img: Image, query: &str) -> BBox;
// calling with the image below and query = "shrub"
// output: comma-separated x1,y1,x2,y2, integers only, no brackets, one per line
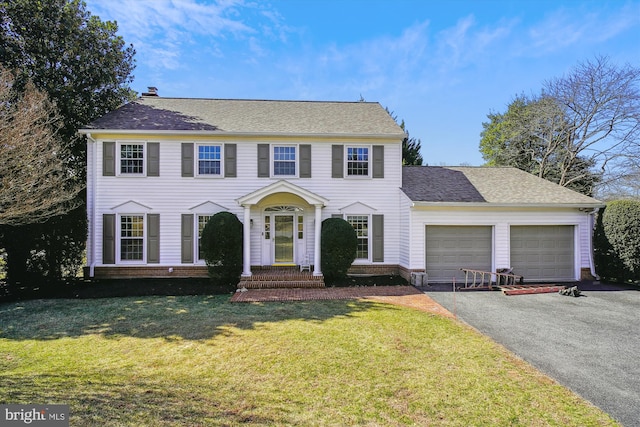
321,217,357,285
594,200,640,282
201,212,243,291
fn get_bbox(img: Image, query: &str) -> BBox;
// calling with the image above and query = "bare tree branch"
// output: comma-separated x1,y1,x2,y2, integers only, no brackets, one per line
0,66,83,226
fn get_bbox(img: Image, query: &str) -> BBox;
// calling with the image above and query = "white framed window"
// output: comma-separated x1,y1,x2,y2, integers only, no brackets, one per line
347,215,369,260
346,146,369,177
119,143,144,175
273,145,297,176
197,144,222,176
120,215,144,261
197,214,212,260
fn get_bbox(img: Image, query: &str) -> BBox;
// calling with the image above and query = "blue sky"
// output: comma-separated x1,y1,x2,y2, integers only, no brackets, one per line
84,0,640,166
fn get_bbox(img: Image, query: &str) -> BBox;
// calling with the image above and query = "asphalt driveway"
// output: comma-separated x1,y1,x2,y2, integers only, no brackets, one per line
423,282,640,427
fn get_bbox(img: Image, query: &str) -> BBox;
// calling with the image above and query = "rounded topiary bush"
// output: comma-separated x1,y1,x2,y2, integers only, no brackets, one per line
201,211,243,291
594,200,640,281
321,217,357,285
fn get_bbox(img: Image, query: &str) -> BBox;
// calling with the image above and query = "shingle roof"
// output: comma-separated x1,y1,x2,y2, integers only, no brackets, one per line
84,96,405,136
402,166,603,206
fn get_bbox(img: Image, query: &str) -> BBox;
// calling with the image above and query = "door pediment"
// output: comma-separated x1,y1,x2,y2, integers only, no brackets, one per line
237,180,328,207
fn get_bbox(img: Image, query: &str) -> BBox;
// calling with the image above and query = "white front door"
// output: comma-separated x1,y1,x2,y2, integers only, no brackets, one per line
273,214,295,264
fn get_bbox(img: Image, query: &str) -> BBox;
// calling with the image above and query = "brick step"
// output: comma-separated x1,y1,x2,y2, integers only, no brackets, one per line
238,280,325,289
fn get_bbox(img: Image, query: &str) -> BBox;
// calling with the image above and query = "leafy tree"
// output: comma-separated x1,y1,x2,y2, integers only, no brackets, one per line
480,93,599,195
385,107,423,165
201,212,243,291
0,0,136,284
594,200,640,282
400,120,424,166
480,56,639,197
321,218,357,284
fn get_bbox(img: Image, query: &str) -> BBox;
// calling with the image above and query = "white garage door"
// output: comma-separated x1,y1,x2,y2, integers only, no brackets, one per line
510,225,574,282
426,226,492,283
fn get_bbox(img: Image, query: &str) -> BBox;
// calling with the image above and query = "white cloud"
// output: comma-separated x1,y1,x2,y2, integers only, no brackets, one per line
85,0,272,72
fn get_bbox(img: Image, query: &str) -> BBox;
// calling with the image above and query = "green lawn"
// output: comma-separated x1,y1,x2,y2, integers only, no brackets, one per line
0,295,618,426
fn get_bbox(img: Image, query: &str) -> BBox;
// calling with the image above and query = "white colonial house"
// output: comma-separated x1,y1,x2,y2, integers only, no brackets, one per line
80,90,603,285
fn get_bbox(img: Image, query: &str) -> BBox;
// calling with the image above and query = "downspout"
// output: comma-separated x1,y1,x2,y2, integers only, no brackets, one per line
588,208,600,281
87,133,96,278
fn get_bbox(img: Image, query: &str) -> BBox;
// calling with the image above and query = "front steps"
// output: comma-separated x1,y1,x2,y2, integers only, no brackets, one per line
237,266,325,289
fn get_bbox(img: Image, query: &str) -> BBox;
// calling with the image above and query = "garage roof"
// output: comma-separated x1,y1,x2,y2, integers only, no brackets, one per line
402,166,603,207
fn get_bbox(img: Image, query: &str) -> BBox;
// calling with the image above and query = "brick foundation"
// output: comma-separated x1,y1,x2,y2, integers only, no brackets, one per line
347,264,401,276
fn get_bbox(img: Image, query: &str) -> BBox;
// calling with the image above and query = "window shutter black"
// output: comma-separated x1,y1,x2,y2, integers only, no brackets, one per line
147,214,160,263
181,214,194,263
224,144,237,177
299,144,311,178
372,145,384,178
103,214,115,264
103,141,115,176
372,214,384,262
181,143,194,177
147,143,160,176
257,144,270,177
331,145,343,178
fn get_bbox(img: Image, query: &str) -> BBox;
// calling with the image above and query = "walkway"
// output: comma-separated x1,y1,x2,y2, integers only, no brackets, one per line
230,285,455,318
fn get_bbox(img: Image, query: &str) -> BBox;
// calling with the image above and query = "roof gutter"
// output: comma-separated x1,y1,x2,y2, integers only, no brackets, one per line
77,128,407,140
409,201,605,209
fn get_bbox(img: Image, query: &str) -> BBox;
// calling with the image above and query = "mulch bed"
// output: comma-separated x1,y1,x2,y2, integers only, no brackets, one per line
0,275,408,302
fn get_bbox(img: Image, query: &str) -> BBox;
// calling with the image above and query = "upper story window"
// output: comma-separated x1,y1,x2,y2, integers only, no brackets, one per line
198,145,222,176
346,146,369,176
273,146,296,176
120,144,144,174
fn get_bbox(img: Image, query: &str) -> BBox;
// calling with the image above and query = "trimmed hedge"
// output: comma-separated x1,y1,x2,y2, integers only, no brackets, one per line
201,211,243,291
594,200,640,282
321,217,357,285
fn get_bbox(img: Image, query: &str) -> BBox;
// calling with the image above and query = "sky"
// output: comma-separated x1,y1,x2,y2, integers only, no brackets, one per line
83,0,640,166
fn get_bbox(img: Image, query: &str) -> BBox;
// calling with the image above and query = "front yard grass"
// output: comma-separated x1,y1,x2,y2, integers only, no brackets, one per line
0,295,618,426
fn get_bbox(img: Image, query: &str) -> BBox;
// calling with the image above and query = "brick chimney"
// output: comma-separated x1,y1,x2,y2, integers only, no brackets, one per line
142,86,158,96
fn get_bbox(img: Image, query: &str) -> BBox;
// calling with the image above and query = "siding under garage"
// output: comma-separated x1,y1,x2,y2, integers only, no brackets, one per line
425,225,492,283
510,225,574,282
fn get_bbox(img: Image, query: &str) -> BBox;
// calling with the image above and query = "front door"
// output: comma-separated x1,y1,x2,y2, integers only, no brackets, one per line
273,214,294,264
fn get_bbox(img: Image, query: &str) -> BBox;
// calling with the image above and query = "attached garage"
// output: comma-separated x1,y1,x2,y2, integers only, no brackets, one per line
510,225,575,282
425,225,492,283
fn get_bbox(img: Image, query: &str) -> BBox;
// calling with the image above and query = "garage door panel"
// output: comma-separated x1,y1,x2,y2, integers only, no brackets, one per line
426,226,492,283
511,225,574,282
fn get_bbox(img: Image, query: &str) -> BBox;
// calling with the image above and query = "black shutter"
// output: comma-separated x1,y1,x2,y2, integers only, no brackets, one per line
224,144,237,177
372,145,384,178
147,214,160,263
182,143,194,177
103,141,115,176
147,143,160,176
299,144,311,178
372,214,384,262
257,144,270,177
331,145,343,178
181,214,194,263
103,214,115,264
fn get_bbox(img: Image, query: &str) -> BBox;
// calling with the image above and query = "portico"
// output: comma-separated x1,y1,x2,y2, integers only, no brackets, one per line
236,180,328,278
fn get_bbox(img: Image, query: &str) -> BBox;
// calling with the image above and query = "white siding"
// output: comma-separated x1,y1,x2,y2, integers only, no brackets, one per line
407,207,592,281
89,137,403,269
